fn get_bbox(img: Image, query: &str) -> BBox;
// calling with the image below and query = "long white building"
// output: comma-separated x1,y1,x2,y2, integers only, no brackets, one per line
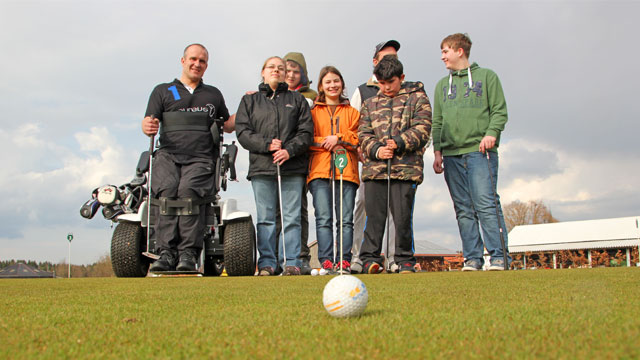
508,216,640,268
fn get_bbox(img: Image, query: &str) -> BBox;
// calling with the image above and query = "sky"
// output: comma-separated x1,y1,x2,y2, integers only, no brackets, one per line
1,0,639,265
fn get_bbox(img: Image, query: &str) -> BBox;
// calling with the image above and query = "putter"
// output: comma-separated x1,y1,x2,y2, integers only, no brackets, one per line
330,117,337,266
142,115,159,260
334,148,348,275
486,151,509,270
340,170,344,274
385,158,391,272
273,102,288,274
276,163,287,273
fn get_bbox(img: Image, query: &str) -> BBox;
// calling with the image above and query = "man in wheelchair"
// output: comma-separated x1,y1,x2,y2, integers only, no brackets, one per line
141,43,233,272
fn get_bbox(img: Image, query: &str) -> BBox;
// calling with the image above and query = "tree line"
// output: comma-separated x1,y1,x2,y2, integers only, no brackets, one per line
0,254,114,277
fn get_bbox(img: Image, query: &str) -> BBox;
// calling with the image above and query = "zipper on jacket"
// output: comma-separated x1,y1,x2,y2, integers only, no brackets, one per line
328,107,334,180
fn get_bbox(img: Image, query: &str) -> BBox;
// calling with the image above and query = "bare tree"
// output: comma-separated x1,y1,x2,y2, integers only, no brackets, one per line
503,199,558,232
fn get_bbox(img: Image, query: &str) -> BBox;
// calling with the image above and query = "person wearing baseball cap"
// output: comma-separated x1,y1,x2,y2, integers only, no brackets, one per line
349,40,401,274
351,40,401,110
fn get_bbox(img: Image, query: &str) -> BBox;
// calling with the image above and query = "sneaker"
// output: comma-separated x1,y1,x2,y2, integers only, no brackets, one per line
389,263,399,273
363,261,383,274
489,260,506,271
176,249,199,271
336,260,351,274
462,260,482,272
319,259,335,275
283,266,301,276
149,250,178,272
399,262,416,274
258,266,274,276
299,258,312,275
350,260,363,274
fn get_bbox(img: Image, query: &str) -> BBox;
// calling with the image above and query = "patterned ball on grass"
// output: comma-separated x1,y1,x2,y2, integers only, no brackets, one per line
322,275,368,318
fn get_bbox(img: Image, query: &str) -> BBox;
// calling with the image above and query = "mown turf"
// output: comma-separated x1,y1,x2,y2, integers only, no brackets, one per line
1,268,638,359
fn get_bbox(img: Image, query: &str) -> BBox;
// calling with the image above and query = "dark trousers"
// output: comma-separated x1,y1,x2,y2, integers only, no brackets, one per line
151,151,214,253
276,182,310,261
360,180,417,265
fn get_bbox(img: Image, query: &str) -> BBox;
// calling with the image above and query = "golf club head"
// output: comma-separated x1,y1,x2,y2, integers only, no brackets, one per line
102,204,124,220
97,185,120,205
80,198,101,219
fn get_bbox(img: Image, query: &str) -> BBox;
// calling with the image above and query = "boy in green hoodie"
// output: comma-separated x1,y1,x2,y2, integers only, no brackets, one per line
432,33,510,271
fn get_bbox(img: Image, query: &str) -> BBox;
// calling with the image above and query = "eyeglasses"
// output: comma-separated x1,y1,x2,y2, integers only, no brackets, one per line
265,64,285,72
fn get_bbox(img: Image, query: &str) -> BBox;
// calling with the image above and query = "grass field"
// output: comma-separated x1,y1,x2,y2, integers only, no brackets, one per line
1,267,639,359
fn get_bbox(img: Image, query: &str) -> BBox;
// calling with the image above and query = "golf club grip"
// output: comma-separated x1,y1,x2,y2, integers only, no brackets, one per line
148,113,157,152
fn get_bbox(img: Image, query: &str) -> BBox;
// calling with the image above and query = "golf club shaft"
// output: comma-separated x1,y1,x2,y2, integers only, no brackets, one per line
331,153,336,264
386,158,391,271
340,174,343,274
330,116,336,265
277,163,287,271
486,151,509,270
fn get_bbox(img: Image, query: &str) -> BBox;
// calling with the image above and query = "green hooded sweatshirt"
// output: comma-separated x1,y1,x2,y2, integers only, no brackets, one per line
283,52,318,100
432,62,507,156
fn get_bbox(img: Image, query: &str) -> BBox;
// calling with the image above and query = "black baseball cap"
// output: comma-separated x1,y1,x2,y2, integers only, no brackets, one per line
373,40,400,58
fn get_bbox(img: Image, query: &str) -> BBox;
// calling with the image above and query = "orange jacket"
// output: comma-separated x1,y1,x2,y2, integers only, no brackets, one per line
308,101,360,185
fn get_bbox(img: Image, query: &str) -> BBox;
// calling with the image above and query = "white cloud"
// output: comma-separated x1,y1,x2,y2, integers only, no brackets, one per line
0,124,134,240
500,139,640,221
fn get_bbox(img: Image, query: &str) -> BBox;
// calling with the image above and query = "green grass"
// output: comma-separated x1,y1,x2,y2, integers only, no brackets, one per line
1,268,639,359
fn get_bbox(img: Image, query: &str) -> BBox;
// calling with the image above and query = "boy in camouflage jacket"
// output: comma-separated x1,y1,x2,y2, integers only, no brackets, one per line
358,56,432,274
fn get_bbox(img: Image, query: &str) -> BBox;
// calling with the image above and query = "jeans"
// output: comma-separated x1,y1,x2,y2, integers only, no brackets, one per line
443,151,510,265
251,175,305,269
276,183,310,261
308,178,357,263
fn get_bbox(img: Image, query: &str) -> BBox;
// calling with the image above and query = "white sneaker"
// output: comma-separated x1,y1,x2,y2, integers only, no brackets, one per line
489,261,506,271
350,262,363,274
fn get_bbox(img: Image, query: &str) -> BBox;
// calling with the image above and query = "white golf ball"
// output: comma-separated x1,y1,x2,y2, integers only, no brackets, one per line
311,269,319,276
322,275,368,318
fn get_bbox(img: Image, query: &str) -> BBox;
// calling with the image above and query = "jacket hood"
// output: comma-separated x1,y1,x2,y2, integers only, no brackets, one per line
379,81,425,98
447,62,479,96
258,81,289,97
284,52,311,87
450,62,479,76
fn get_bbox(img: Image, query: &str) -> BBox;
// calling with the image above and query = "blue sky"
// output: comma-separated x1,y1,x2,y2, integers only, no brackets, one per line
1,0,638,264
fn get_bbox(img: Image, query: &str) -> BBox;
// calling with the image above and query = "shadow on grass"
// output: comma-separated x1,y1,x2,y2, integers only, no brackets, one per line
360,309,384,317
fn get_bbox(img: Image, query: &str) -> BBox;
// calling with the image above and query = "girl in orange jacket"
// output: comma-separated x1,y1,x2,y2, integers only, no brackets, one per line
308,66,360,274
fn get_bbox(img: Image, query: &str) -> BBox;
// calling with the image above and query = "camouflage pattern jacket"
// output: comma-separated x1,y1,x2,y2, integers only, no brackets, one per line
358,81,432,184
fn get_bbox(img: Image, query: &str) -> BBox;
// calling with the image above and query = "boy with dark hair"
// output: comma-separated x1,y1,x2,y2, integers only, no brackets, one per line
350,40,400,274
432,33,510,271
358,56,432,274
